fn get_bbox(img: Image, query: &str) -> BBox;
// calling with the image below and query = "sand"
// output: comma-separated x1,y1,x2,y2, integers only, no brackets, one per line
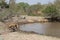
1,32,60,40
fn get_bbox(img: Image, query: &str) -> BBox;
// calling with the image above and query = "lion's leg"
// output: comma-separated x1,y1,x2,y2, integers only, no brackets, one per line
9,26,14,32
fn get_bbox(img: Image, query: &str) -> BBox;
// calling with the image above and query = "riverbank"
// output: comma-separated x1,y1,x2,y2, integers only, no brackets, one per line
0,21,60,40
18,16,49,23
4,15,48,23
1,32,60,40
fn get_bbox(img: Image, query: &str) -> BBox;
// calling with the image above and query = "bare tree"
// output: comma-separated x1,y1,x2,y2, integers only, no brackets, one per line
9,0,16,10
9,0,16,18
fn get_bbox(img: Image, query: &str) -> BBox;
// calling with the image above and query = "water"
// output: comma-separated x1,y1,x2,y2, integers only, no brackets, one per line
19,22,60,37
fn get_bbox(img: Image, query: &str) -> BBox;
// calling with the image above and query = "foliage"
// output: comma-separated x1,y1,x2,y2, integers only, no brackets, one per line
16,2,29,15
28,3,42,16
42,4,58,17
0,0,60,21
54,0,60,16
0,1,9,8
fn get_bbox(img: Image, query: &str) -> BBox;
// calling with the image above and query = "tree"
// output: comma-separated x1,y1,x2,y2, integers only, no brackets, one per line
9,0,16,17
9,0,16,10
29,3,42,16
0,0,9,8
0,0,9,21
42,4,58,18
54,0,60,16
17,2,29,15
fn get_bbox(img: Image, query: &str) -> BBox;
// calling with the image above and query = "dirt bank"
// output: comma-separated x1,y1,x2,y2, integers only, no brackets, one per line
1,32,60,40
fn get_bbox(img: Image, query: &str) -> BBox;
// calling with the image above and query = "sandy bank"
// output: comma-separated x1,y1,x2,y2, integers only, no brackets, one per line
1,32,60,40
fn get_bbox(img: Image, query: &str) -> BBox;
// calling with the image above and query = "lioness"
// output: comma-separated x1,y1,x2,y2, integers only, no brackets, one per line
6,22,18,32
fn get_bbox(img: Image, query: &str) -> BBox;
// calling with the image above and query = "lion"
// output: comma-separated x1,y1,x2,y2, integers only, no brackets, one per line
6,22,19,32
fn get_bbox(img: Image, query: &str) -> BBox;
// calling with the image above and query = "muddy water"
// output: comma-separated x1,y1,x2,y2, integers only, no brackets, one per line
19,22,60,37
